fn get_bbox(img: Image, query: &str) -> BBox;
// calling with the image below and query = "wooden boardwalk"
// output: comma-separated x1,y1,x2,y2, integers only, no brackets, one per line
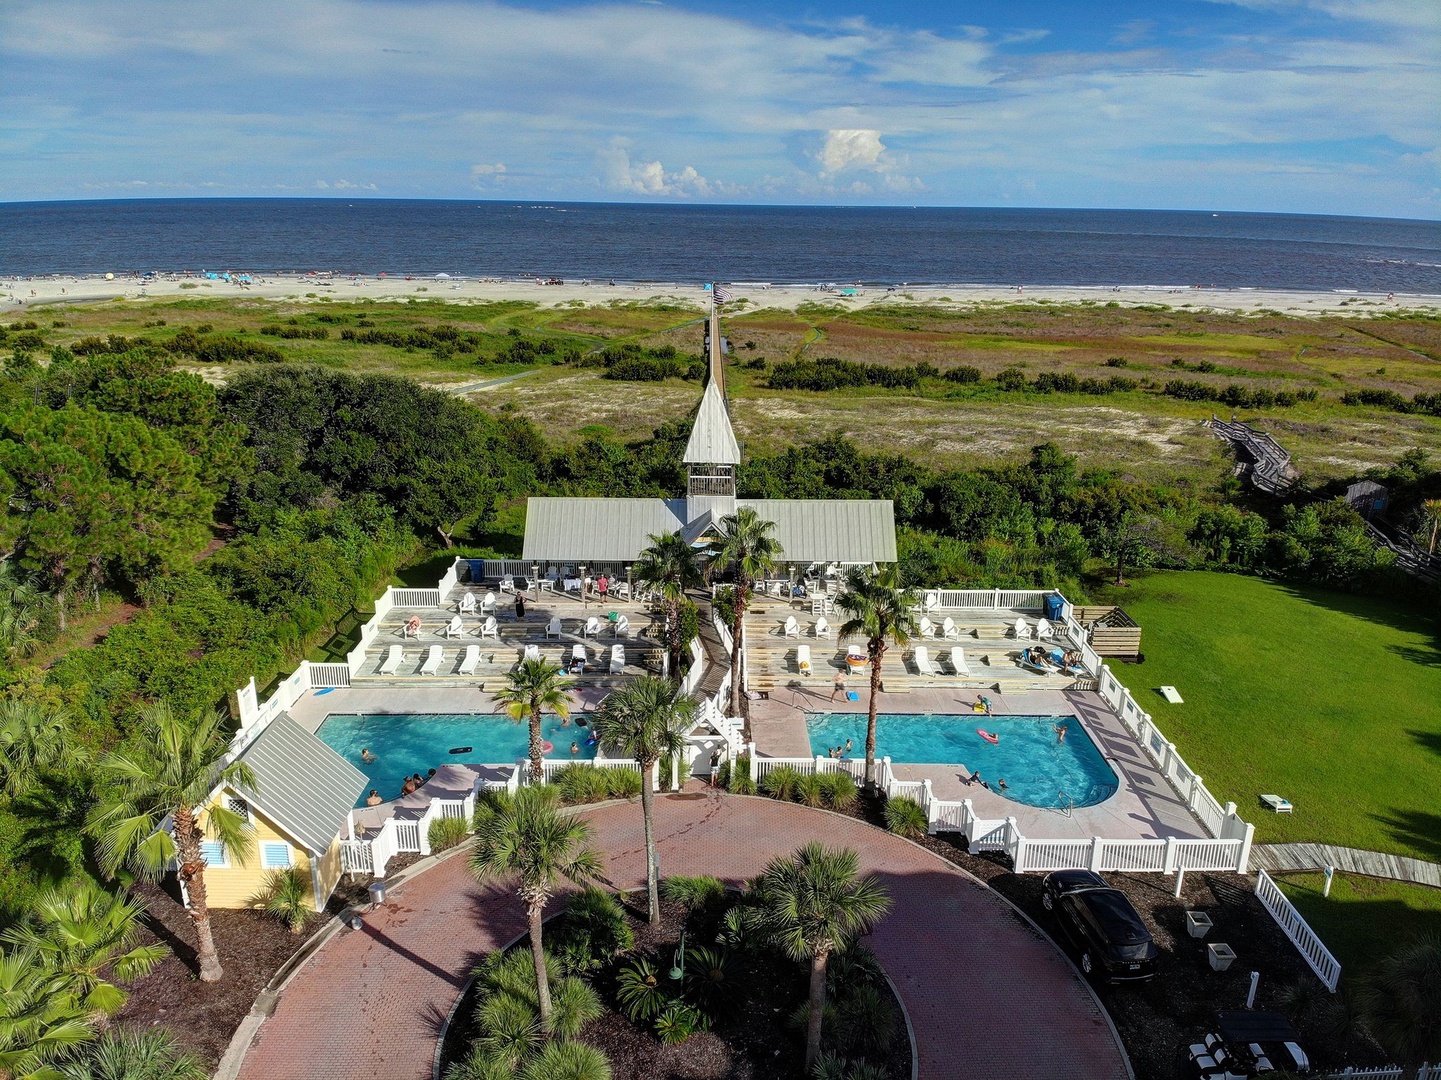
1252,843,1441,888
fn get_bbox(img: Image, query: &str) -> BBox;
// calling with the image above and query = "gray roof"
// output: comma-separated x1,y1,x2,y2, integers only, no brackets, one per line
682,382,742,465
231,713,368,854
739,499,897,564
521,496,895,565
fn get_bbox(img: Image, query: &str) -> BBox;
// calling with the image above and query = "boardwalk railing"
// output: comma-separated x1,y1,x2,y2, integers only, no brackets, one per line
1255,869,1342,991
1317,1066,1439,1079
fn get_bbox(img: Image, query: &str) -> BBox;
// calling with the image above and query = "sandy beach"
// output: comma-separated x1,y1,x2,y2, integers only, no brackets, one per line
5,272,1441,318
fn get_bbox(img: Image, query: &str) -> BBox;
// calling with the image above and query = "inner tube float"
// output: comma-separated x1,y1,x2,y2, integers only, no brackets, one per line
977,729,999,744
542,740,555,754
448,746,473,755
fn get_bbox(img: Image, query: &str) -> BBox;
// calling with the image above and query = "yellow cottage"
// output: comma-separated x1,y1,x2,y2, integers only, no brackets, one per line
197,712,368,913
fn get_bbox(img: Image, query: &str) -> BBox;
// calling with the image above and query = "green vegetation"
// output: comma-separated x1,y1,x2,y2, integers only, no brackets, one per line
1100,571,1441,858
1279,873,1441,981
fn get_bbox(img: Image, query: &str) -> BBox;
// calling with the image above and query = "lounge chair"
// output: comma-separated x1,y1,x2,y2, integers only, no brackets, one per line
458,644,481,676
814,617,831,639
443,615,464,638
482,591,497,615
584,616,601,637
523,644,541,664
783,615,800,638
941,617,959,640
913,645,940,678
609,644,625,675
420,645,443,676
796,644,812,676
1018,647,1060,675
378,644,403,675
458,591,477,615
546,616,563,639
499,575,516,594
947,647,972,677
1012,617,1032,640
614,615,630,638
570,643,587,672
1036,618,1054,640
480,615,499,640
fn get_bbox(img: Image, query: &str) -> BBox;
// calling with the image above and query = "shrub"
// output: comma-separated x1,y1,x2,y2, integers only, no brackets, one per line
472,948,600,1041
616,956,671,1021
818,771,858,810
994,368,1026,391
552,888,634,974
518,1041,612,1080
601,766,643,799
767,357,924,392
1105,357,1128,367
883,796,928,839
794,773,827,808
552,763,643,804
835,983,898,1057
760,764,804,801
826,944,884,997
655,1002,707,1044
249,867,312,934
728,756,756,795
683,946,745,1021
942,365,981,384
662,875,726,912
428,815,470,853
1162,378,1217,402
1031,372,1079,394
713,759,732,789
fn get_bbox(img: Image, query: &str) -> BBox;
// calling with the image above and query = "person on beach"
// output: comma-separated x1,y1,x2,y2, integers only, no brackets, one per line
831,670,846,701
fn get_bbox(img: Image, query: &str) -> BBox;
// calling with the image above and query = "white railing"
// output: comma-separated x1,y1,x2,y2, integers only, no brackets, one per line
1017,839,1093,872
713,610,734,655
681,637,705,695
437,559,461,596
339,839,371,875
1319,1067,1440,1080
392,819,421,852
929,589,1052,611
309,663,352,689
1255,869,1342,992
390,588,442,608
484,560,529,580
751,756,817,783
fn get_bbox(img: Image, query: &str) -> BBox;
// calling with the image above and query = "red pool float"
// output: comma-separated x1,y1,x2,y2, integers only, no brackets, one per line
977,729,999,744
542,740,555,754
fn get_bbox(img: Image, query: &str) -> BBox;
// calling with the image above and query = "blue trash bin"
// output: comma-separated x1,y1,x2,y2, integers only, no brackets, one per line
1044,594,1064,621
467,559,486,583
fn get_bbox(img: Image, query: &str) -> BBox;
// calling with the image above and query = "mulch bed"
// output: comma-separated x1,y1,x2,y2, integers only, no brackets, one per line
440,896,912,1080
113,875,374,1068
834,793,1388,1080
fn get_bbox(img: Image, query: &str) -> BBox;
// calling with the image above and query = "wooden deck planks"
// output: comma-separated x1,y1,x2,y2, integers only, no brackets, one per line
1253,842,1441,888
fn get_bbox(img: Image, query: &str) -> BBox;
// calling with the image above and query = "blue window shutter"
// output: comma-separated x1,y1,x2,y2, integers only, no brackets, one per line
199,841,226,867
262,843,291,869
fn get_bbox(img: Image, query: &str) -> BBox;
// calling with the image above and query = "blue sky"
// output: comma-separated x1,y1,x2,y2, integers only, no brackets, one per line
1,0,1436,217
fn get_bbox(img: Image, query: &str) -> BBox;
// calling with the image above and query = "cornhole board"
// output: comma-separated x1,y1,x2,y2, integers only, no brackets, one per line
1259,794,1293,814
1159,685,1184,704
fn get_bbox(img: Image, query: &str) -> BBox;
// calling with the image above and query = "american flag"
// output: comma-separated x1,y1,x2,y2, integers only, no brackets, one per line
712,284,731,303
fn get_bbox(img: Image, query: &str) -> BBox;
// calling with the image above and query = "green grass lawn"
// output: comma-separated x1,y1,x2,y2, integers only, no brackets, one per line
1279,872,1441,981
1097,571,1441,861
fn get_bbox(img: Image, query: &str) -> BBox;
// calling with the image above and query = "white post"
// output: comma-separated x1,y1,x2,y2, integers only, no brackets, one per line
1188,774,1203,811
921,778,933,813
1163,741,1177,777
651,759,661,792
1010,818,1027,873
961,798,975,841
347,809,356,841
815,755,827,776
1163,835,1177,873
881,756,893,792
1246,970,1259,1009
747,743,758,783
671,754,680,791
1237,822,1255,874
1323,865,1334,898
1173,867,1185,898
1088,835,1104,873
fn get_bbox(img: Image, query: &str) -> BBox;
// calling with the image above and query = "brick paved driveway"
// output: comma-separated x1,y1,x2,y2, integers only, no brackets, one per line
236,792,1130,1080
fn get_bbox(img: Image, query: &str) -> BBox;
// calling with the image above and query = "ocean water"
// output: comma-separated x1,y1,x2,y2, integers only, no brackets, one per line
2,199,1439,291
316,711,597,805
805,713,1118,809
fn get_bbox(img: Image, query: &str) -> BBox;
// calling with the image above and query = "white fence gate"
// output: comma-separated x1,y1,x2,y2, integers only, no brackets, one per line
1254,869,1342,992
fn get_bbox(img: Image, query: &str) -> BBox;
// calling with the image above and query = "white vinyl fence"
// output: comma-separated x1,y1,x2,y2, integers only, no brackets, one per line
1254,869,1343,992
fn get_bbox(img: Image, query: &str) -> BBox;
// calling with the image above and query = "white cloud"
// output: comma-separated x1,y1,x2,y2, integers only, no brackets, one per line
315,179,377,190
599,144,716,197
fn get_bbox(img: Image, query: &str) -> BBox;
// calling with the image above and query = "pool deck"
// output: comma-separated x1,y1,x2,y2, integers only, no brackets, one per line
750,686,1207,842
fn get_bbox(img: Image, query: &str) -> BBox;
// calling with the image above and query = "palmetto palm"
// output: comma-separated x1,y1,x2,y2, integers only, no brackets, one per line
706,508,782,723
1358,933,1441,1080
0,699,74,798
469,786,603,1034
58,1027,209,1080
1,880,167,1019
835,565,919,792
1421,499,1441,556
591,677,694,925
87,703,255,984
633,531,703,682
0,948,92,1080
753,843,891,1073
494,659,574,785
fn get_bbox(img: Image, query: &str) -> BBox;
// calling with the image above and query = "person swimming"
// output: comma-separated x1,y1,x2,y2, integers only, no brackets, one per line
360,748,377,764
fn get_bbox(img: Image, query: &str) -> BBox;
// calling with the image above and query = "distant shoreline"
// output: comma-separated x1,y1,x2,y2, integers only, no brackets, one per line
6,273,1441,317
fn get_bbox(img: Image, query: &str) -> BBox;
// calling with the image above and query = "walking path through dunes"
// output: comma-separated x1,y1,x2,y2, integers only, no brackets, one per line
1253,843,1441,888
234,792,1130,1080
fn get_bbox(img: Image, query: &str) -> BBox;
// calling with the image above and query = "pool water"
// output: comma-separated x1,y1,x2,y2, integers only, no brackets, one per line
806,713,1118,809
317,712,597,805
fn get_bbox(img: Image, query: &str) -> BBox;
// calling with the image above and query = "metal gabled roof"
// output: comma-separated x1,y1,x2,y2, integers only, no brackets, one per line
230,713,368,855
682,381,742,465
737,499,897,564
521,498,687,562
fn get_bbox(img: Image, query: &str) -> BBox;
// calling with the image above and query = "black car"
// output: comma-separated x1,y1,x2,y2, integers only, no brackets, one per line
1041,869,1159,981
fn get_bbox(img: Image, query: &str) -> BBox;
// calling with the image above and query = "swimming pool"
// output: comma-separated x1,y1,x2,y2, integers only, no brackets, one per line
806,713,1118,809
317,712,597,805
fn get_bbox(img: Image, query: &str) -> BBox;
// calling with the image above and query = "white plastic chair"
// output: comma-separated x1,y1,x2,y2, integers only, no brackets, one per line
443,615,463,638
614,615,630,638
482,591,497,615
923,590,940,613
948,647,972,677
523,644,541,664
783,615,800,638
458,591,477,615
480,616,499,640
378,645,403,675
584,616,601,638
420,645,443,676
499,576,515,594
1013,617,1032,640
1036,619,1054,640
941,617,959,640
458,645,480,676
913,645,939,678
609,644,625,674
796,644,812,675
919,616,937,639
814,617,831,639
546,616,563,639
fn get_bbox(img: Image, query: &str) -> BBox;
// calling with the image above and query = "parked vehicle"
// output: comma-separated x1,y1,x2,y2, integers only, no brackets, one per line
1041,869,1159,981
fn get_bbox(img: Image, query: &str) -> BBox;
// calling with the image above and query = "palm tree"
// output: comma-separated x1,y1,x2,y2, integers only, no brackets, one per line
0,699,73,798
87,703,255,984
591,677,694,925
59,1027,209,1080
0,948,92,1080
706,508,782,722
1358,933,1441,1080
835,565,919,792
753,843,891,1073
1421,499,1441,556
633,531,703,682
494,659,574,785
1,881,167,1019
469,787,603,1034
